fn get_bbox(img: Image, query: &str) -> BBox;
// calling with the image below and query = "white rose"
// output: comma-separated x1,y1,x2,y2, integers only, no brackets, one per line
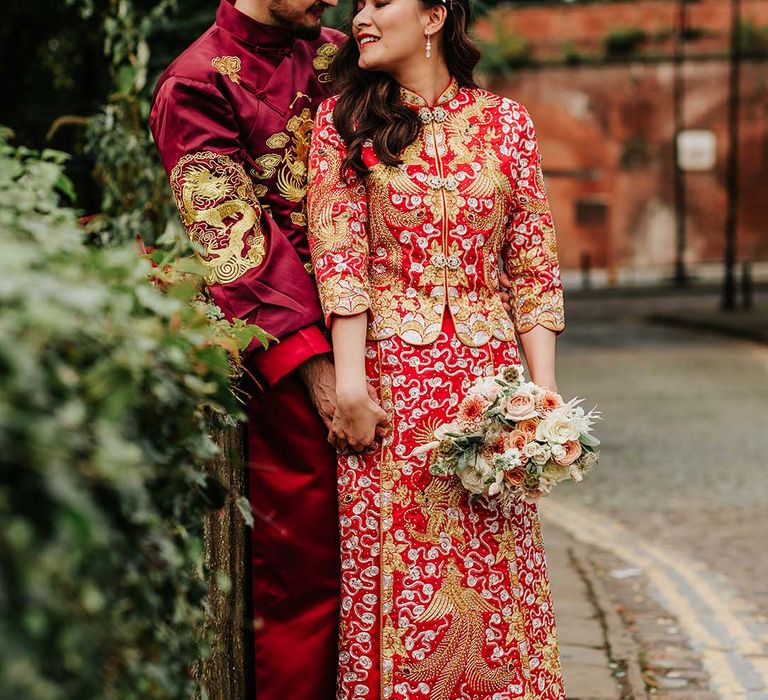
458,455,495,495
530,443,551,465
523,442,539,458
535,413,580,445
459,467,488,495
467,377,502,402
542,463,571,484
550,443,566,461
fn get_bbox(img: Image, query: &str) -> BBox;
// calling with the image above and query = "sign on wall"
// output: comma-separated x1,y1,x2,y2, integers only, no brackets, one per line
677,129,717,172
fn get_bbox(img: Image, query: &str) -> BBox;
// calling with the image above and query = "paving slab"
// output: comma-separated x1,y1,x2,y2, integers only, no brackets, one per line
543,520,624,700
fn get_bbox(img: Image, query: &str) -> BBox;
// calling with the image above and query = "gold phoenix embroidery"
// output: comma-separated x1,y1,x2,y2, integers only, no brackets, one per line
211,56,241,84
408,477,466,545
171,151,265,285
403,562,516,700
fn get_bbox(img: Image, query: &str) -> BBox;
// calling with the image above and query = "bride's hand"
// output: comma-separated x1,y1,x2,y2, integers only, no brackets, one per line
331,385,388,453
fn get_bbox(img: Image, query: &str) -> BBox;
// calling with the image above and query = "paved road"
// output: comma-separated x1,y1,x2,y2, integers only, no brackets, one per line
541,290,768,699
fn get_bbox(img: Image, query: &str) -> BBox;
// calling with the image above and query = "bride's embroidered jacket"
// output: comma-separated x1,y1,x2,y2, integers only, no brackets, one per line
150,0,344,386
307,80,565,346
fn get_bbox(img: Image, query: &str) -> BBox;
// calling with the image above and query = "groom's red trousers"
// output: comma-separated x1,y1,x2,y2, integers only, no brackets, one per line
246,375,339,700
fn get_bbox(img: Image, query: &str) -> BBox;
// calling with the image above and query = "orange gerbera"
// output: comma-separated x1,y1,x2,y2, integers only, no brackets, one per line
535,390,564,416
457,395,489,432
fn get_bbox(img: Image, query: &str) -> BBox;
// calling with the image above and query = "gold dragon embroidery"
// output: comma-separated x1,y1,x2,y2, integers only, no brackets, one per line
171,151,265,285
256,109,315,225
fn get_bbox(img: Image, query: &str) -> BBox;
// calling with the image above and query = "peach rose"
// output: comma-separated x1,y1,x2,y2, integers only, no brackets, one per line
502,392,538,421
554,439,582,466
516,418,539,440
507,429,529,454
504,466,526,486
486,429,528,456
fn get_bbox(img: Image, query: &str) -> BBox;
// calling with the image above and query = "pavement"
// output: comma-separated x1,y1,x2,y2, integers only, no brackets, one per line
566,279,768,346
539,279,768,700
543,519,645,700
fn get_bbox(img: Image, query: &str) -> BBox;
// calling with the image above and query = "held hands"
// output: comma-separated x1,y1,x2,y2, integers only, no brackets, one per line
298,355,337,431
298,354,388,452
331,383,388,453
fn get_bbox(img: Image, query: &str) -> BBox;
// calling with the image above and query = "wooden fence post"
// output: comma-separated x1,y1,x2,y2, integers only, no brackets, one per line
202,423,250,700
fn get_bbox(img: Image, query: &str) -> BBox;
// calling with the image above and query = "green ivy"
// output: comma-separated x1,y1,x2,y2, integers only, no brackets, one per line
64,0,184,245
0,132,266,699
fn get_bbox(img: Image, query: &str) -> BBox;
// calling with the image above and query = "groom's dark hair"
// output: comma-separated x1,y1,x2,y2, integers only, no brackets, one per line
329,0,480,180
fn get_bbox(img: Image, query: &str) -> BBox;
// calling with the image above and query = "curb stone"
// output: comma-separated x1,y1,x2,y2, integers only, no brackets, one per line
568,540,648,700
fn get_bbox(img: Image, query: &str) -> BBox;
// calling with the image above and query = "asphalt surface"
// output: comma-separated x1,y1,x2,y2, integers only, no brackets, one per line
543,288,768,699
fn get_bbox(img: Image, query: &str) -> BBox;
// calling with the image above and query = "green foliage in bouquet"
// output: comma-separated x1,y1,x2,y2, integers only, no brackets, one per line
0,132,266,699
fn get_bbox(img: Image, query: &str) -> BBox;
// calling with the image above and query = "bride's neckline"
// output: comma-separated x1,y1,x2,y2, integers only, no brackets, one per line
399,77,459,109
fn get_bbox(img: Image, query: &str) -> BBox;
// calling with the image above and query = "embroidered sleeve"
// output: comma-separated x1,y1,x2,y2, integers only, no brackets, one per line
307,99,371,325
502,102,565,334
150,76,327,378
170,149,266,285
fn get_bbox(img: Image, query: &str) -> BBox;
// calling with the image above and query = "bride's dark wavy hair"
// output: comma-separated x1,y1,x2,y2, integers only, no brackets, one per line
329,0,481,180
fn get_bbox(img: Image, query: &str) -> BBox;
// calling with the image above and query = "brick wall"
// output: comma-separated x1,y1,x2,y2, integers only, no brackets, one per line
476,0,768,61
478,1,768,277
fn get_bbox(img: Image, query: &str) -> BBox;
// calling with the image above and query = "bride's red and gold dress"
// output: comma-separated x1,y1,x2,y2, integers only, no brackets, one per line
308,79,566,700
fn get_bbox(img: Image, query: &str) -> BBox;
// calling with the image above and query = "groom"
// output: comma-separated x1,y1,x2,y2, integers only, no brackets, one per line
150,0,344,697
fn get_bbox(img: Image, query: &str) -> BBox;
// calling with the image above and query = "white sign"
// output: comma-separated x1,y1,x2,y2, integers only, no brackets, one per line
677,129,717,172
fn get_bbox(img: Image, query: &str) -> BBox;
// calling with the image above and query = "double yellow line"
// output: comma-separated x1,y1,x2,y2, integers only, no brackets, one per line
541,499,768,698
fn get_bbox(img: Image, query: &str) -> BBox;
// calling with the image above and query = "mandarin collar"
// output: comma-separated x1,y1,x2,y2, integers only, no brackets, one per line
216,0,295,49
399,77,460,109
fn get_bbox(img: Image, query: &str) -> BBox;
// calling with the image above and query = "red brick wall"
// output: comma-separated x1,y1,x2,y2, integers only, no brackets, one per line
476,0,768,61
478,1,768,276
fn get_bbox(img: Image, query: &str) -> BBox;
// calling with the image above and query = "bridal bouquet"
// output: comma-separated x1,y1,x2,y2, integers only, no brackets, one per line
418,365,601,510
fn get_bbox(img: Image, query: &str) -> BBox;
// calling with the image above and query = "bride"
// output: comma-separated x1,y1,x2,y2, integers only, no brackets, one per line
307,0,566,696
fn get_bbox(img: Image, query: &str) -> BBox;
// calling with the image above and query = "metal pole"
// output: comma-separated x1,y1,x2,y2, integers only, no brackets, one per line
722,0,742,310
672,0,688,285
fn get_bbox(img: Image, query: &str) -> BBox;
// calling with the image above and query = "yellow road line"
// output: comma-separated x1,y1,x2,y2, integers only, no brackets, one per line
541,500,768,698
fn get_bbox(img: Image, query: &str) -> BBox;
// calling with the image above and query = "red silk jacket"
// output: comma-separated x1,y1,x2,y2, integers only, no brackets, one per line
307,80,565,347
150,0,344,385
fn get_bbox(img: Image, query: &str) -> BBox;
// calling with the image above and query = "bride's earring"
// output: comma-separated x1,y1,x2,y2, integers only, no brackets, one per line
425,33,432,59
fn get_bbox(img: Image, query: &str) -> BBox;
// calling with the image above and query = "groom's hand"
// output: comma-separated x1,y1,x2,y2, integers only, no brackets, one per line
299,355,388,448
298,354,337,431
